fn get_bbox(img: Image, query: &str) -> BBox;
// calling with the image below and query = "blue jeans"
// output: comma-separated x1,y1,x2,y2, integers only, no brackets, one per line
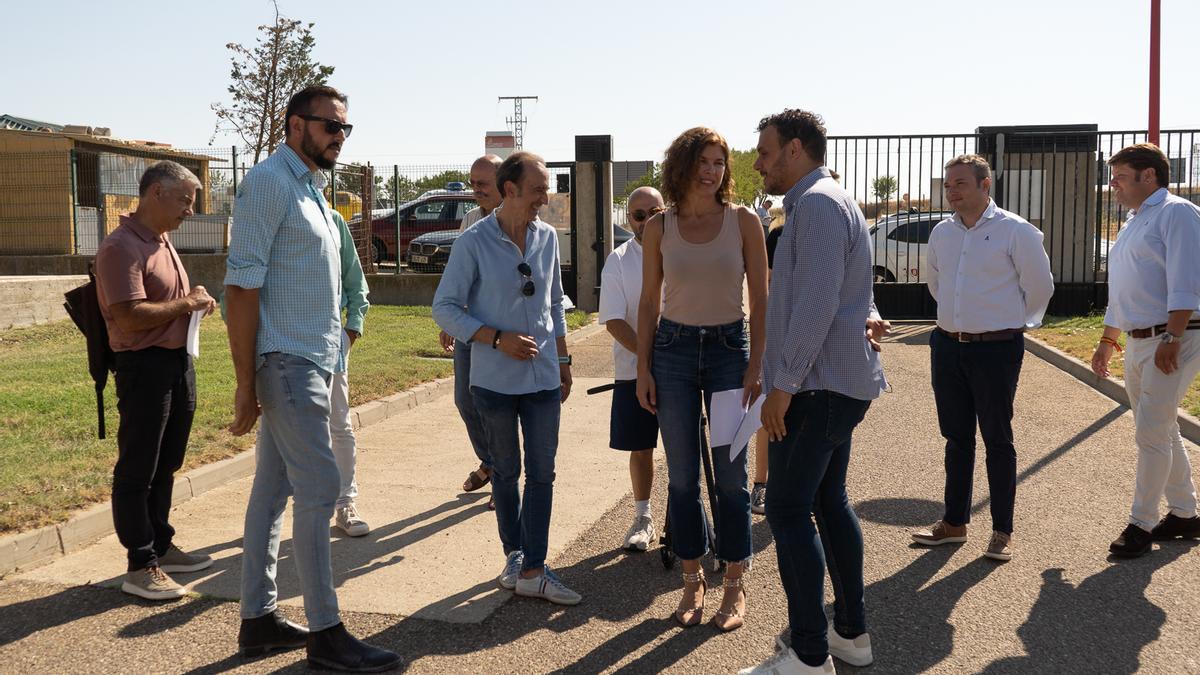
455,340,492,470
651,317,751,562
470,386,561,571
766,390,871,663
241,352,341,631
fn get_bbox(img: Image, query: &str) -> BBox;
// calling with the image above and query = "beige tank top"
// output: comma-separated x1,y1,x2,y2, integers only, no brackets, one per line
660,204,745,326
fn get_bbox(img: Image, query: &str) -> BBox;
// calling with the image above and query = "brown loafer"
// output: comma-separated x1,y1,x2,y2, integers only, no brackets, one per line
912,520,967,546
983,531,1013,561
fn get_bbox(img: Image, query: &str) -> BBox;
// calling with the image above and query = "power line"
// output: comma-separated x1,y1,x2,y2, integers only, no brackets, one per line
498,95,538,150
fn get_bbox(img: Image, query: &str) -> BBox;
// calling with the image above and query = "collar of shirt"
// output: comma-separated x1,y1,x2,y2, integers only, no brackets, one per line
949,199,999,231
782,166,832,215
488,205,538,242
277,144,328,192
1129,187,1169,218
119,214,163,243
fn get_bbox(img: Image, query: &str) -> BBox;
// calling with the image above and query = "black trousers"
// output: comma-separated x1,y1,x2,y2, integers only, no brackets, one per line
929,329,1023,535
112,347,195,571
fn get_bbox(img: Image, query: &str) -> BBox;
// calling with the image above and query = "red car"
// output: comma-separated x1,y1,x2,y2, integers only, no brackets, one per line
363,191,478,265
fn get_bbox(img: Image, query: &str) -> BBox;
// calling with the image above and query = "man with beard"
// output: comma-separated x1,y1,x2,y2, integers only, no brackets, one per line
599,186,665,551
225,85,402,672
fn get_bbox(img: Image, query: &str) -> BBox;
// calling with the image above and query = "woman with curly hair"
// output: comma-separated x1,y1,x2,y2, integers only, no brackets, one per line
636,127,769,632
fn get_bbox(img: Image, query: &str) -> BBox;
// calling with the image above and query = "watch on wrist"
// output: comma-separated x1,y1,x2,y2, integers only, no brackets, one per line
1161,331,1182,344
558,355,572,365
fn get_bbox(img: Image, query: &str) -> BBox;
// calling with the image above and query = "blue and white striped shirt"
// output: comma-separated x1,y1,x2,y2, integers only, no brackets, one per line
763,167,887,401
225,144,345,374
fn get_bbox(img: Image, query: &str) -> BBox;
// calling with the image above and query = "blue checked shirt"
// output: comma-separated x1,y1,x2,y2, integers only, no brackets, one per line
432,209,567,395
225,144,345,374
763,167,888,401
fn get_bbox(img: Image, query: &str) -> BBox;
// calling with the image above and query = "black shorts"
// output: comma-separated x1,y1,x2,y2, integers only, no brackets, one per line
609,380,659,451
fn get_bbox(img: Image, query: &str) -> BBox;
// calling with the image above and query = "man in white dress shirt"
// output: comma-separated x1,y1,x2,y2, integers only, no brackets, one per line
1091,143,1200,557
911,154,1054,562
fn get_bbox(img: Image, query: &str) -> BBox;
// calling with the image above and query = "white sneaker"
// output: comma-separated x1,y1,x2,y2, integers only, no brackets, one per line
514,566,582,606
121,566,188,601
623,515,656,551
335,503,370,537
498,550,524,590
738,638,835,675
827,623,872,666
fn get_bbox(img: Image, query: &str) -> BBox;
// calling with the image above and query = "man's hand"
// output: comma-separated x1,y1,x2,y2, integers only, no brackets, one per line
345,329,359,348
866,317,891,352
560,364,573,402
760,388,793,442
1155,339,1181,375
229,383,260,436
188,285,217,317
1091,342,1114,378
498,332,539,361
439,330,455,353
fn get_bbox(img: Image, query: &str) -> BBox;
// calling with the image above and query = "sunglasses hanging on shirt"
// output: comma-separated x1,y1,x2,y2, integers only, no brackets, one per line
517,262,535,296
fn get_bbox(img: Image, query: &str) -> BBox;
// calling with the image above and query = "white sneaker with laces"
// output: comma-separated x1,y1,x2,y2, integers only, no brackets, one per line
738,638,835,675
623,515,656,551
335,503,370,537
498,550,524,590
514,565,582,606
827,622,872,666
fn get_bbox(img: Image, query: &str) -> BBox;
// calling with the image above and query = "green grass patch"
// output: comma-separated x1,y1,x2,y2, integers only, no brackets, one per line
1031,314,1200,418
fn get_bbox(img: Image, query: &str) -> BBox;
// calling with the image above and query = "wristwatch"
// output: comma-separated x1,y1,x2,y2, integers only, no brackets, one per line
558,355,572,365
1161,331,1182,344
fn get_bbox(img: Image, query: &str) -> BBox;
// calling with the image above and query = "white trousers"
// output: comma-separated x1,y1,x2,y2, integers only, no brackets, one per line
330,341,357,508
1124,330,1200,530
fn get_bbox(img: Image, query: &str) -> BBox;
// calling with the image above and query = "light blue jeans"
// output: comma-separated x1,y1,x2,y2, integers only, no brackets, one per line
240,352,341,631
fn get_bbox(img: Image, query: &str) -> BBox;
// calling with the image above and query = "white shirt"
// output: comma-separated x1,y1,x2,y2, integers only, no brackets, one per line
459,206,485,232
598,238,644,380
1104,188,1200,331
926,199,1055,333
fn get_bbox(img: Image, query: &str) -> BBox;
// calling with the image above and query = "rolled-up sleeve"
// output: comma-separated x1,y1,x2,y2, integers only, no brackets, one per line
548,232,567,338
1164,203,1200,313
432,234,484,343
334,212,370,334
225,170,287,290
598,251,624,325
1012,222,1055,326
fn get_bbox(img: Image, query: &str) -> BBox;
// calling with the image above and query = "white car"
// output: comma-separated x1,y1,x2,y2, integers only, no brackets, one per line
868,211,954,283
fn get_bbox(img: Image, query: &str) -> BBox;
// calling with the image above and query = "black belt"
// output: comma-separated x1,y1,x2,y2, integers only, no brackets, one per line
936,327,1024,343
1128,321,1200,339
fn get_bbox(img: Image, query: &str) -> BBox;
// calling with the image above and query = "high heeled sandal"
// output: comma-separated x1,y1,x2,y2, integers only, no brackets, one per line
711,574,746,632
674,569,706,627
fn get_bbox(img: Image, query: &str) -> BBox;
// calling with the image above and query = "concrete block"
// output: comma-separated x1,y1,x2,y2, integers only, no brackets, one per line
381,391,416,418
0,537,17,576
356,401,387,428
186,449,256,497
57,503,114,554
172,476,193,507
9,526,62,571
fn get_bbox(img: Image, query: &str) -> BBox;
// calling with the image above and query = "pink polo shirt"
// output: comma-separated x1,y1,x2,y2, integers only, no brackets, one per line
95,215,191,352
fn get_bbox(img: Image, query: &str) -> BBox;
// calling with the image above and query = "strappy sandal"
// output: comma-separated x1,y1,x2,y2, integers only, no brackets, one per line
674,569,706,627
711,574,746,632
463,465,491,492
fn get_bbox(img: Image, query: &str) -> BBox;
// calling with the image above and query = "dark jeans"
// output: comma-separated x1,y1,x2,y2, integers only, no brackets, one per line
470,386,561,571
454,340,492,470
930,329,1024,535
112,347,195,571
765,390,871,664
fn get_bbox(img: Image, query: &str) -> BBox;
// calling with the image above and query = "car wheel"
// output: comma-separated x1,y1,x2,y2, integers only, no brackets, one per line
373,239,385,265
873,266,896,283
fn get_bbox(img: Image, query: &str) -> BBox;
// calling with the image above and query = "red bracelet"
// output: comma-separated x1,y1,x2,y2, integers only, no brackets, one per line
1099,336,1123,352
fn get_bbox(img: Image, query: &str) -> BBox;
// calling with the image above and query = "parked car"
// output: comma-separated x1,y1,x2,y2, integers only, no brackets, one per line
358,188,477,264
868,211,954,282
407,224,636,274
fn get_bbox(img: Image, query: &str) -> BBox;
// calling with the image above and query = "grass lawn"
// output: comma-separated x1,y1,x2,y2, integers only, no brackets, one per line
0,308,594,534
1031,315,1200,418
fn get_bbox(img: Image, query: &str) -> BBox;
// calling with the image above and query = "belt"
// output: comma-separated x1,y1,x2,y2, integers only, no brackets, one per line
936,327,1024,343
1128,320,1200,339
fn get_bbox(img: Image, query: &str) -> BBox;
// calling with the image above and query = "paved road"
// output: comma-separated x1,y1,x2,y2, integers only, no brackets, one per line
3,324,1199,673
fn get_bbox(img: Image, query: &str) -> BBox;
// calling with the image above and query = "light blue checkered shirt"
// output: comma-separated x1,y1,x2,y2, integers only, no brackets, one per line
225,144,345,374
763,167,887,401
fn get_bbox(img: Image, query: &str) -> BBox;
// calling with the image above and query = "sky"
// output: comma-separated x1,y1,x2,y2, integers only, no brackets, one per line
5,0,1199,167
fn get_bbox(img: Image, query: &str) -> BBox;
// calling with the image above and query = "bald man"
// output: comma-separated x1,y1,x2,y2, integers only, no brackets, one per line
599,187,666,551
444,155,504,507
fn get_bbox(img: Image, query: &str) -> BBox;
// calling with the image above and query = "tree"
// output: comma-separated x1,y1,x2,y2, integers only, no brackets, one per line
620,164,662,204
210,1,335,163
729,148,764,206
872,175,899,202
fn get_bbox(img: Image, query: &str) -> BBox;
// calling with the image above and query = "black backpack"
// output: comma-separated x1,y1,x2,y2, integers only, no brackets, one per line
63,263,115,438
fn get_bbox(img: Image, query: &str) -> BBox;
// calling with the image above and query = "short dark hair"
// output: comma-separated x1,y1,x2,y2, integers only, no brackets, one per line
496,151,545,197
1109,143,1170,188
757,109,827,164
284,85,348,138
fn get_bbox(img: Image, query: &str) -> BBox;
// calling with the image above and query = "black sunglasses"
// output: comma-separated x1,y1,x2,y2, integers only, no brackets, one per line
630,206,664,223
517,262,535,297
299,114,353,138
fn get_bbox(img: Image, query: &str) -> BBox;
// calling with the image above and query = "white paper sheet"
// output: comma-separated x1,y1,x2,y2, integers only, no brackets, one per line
708,388,746,449
730,394,766,461
186,311,201,359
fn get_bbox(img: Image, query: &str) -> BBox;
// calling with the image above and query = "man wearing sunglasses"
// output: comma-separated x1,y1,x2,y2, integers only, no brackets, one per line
599,187,665,552
226,85,402,672
433,151,581,606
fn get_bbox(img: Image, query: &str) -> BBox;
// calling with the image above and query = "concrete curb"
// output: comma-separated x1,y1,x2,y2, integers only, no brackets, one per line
1024,334,1200,446
0,319,601,578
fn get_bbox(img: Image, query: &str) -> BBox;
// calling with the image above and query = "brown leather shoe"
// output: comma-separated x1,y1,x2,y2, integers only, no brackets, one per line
912,520,968,546
983,531,1013,561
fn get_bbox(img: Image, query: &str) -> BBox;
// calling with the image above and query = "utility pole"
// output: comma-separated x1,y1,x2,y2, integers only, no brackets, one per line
498,95,538,150
1148,0,1161,146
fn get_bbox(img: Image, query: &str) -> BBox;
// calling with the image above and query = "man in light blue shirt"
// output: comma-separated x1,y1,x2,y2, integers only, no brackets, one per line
433,151,581,606
1092,143,1200,557
225,85,401,671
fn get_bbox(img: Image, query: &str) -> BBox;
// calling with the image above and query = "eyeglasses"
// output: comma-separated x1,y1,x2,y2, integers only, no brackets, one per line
517,262,535,297
298,114,353,138
630,206,665,223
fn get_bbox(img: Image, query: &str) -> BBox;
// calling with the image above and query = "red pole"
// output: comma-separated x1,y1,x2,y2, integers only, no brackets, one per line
1149,0,1161,146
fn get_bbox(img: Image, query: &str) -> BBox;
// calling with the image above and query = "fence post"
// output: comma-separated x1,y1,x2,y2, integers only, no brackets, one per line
362,164,375,274
393,165,400,275
69,148,79,254
231,145,238,195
